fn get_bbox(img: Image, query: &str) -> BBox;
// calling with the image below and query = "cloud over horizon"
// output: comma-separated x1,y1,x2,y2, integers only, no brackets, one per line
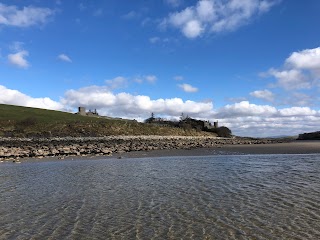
265,46,320,90
1,84,320,137
61,85,212,119
0,85,63,110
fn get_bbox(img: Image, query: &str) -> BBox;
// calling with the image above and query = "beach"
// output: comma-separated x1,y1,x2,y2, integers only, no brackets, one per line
0,136,319,162
110,140,320,159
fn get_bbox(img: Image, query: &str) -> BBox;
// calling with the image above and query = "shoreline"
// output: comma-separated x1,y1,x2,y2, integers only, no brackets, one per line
0,136,319,162
110,141,320,159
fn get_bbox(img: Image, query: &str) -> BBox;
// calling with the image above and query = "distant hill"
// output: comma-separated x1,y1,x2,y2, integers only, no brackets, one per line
0,104,215,138
297,131,320,140
265,135,298,139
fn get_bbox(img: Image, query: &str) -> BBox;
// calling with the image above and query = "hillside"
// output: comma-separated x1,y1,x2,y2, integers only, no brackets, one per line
297,131,320,140
0,104,216,138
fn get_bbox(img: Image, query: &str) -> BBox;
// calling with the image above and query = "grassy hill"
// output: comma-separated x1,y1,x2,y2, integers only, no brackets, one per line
0,104,215,137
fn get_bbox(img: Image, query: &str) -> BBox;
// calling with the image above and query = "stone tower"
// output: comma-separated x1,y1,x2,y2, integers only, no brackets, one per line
78,107,86,116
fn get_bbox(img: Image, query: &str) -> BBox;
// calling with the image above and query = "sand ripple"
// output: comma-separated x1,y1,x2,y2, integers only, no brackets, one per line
0,154,320,239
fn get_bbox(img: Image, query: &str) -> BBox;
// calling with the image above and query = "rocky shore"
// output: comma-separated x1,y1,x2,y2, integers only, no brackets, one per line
0,136,291,160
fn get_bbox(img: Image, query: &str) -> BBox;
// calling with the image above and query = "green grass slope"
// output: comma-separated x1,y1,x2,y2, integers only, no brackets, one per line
0,104,214,137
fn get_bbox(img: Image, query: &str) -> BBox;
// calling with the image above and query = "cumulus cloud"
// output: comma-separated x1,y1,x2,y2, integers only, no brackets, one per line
178,83,198,92
264,47,320,90
182,19,203,38
250,89,274,101
1,83,320,137
8,50,30,68
58,54,72,63
0,85,63,110
285,47,320,71
162,0,278,38
0,3,54,27
279,107,317,117
217,101,277,118
220,115,320,138
61,86,213,118
145,75,157,83
268,69,310,90
61,88,320,137
216,101,320,137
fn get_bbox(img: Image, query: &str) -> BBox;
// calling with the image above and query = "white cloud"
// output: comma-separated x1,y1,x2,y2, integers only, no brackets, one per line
1,83,320,137
105,76,128,89
216,101,320,137
134,75,158,84
279,107,317,117
0,85,63,110
61,88,320,137
268,69,310,90
182,20,203,38
250,89,274,101
8,50,30,68
145,75,157,83
168,7,194,28
288,92,315,107
264,47,320,90
58,54,72,63
217,101,277,118
285,47,320,71
178,83,199,92
220,115,320,138
163,0,278,38
196,0,216,22
61,86,213,118
0,3,54,27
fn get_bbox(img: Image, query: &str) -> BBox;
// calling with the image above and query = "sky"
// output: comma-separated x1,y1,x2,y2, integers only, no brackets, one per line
0,0,320,137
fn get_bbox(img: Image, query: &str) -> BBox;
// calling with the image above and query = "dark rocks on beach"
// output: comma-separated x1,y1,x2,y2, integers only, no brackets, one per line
0,136,291,160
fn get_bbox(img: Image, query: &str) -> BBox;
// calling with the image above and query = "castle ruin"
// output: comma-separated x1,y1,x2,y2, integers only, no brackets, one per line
76,107,99,117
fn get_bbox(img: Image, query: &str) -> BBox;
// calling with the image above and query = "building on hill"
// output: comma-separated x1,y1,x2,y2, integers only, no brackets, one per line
76,107,99,117
179,118,218,131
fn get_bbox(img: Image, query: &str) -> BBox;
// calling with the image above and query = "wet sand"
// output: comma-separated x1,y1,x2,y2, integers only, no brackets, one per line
112,140,320,159
2,141,319,163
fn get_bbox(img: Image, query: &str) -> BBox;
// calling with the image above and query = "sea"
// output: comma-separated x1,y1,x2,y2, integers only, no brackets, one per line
0,154,320,239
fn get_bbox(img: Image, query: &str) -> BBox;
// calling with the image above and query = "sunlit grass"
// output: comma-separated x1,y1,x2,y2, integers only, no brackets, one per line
0,104,214,137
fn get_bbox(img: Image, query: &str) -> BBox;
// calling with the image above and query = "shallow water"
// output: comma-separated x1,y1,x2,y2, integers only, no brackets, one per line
1,154,320,239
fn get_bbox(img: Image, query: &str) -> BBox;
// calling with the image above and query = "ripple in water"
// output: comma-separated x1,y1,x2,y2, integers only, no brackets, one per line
0,154,320,239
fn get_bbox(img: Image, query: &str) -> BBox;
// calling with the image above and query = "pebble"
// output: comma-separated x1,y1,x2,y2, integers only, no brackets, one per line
0,136,291,160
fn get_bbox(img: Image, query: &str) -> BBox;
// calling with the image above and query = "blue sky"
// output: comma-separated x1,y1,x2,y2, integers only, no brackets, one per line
0,0,320,137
